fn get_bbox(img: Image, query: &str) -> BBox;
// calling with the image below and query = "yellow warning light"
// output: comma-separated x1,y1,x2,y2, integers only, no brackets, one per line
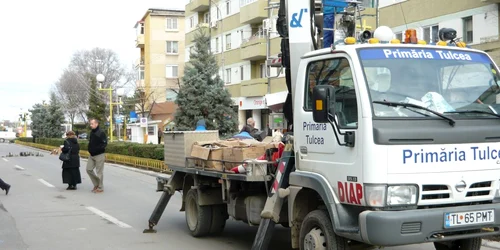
315,100,323,111
368,38,380,44
456,41,467,48
344,37,356,45
437,41,448,46
390,39,401,44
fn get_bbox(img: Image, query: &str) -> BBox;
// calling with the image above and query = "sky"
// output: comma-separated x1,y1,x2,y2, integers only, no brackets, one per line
0,0,188,122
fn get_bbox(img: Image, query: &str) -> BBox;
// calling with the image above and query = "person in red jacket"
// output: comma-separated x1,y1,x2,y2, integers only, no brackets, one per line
0,178,11,195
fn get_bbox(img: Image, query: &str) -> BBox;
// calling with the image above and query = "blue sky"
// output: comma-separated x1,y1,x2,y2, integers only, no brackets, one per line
0,0,188,122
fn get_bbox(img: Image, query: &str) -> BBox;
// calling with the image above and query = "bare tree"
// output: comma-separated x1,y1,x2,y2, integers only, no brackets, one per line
54,47,135,123
53,69,89,125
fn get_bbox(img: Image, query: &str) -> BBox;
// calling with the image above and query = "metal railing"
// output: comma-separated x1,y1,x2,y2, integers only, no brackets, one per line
15,141,171,174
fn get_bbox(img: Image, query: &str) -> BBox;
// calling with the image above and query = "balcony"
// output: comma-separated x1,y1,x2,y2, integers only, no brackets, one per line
240,36,266,61
136,34,145,48
187,0,209,12
225,83,241,98
186,23,210,44
240,0,267,24
241,78,267,97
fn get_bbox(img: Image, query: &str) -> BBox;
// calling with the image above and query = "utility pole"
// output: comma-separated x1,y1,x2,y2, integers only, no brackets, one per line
210,0,224,81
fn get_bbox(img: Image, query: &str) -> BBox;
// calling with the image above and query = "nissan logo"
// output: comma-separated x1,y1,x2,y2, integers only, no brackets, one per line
455,181,467,192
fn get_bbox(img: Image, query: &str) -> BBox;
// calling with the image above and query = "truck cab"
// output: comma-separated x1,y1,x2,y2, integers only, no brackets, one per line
287,29,500,249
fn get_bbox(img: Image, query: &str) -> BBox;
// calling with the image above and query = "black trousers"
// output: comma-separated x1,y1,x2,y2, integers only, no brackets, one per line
0,178,9,190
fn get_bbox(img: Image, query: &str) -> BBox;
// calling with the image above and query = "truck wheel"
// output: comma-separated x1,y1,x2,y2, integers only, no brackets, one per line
433,237,482,250
185,189,212,237
209,204,228,235
299,209,347,250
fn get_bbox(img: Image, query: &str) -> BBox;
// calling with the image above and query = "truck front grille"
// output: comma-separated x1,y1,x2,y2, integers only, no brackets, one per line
421,185,450,200
466,181,492,197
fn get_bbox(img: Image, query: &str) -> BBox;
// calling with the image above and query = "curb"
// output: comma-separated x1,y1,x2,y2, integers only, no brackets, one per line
12,144,171,180
81,158,171,179
484,240,500,249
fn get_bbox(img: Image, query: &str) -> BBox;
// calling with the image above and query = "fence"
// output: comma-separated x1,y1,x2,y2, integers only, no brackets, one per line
15,141,171,174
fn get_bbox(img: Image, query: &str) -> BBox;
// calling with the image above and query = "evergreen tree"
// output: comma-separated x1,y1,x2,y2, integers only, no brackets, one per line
45,92,66,138
86,76,106,127
174,29,238,135
29,103,49,138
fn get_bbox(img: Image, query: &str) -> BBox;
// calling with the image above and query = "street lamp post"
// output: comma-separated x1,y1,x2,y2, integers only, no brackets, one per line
96,74,122,142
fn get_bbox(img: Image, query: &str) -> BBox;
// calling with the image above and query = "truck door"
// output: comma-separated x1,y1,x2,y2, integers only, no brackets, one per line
295,55,363,206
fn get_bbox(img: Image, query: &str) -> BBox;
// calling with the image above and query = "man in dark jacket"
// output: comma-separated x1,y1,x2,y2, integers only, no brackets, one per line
86,119,107,193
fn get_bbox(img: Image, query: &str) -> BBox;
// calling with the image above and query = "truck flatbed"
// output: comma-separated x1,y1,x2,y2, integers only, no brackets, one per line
166,157,274,182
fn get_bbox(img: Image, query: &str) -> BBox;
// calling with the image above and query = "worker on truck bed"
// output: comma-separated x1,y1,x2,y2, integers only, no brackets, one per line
235,117,266,141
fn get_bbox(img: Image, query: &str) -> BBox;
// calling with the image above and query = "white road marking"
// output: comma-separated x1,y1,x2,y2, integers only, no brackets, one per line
38,179,55,188
2,158,8,162
86,206,132,229
15,165,25,170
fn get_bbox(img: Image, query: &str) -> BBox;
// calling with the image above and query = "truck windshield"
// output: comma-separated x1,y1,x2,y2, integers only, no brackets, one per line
358,47,500,119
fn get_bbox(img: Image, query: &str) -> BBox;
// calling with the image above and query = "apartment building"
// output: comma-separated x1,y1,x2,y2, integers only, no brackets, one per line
379,0,500,63
185,0,377,130
134,8,186,124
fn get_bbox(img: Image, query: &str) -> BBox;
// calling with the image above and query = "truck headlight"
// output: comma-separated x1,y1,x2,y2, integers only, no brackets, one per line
365,185,386,207
386,185,418,206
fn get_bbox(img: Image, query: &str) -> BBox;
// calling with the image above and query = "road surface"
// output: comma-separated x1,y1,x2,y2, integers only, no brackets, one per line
0,143,498,250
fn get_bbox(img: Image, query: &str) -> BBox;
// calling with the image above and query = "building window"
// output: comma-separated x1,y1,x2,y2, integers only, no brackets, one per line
138,66,145,80
166,89,178,101
423,25,439,44
166,65,178,78
463,16,473,43
190,17,194,28
240,29,245,43
240,66,244,81
260,63,265,78
226,0,231,15
215,37,220,53
166,18,178,30
305,58,357,128
204,12,210,23
226,34,232,50
138,23,145,35
226,68,231,83
166,41,179,54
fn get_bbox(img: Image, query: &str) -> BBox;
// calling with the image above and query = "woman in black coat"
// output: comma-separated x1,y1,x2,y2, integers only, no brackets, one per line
61,131,82,190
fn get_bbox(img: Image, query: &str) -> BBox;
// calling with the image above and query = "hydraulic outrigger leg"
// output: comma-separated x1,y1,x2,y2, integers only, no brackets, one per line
251,143,295,250
143,175,176,233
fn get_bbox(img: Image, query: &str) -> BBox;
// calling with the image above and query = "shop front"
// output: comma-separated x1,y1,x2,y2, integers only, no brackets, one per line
238,96,268,131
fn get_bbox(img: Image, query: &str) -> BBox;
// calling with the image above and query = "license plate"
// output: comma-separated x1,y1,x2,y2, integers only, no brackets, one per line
444,210,495,228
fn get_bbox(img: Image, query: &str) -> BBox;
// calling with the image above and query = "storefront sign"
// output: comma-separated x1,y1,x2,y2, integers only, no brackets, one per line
239,96,267,110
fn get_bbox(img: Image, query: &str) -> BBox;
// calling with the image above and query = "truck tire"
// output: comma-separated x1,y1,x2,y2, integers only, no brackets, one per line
433,237,482,250
299,209,347,250
209,204,228,235
185,189,212,237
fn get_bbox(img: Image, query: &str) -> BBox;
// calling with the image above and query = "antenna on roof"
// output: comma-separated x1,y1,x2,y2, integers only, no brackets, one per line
399,1,408,30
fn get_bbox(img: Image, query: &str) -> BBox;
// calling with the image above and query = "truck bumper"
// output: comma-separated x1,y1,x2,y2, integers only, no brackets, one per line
358,203,500,246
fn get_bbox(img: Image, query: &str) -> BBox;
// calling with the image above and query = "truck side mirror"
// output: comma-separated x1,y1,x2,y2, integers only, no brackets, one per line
312,85,336,123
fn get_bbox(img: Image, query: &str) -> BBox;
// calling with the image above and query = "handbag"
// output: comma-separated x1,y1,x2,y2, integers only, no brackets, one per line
59,140,72,162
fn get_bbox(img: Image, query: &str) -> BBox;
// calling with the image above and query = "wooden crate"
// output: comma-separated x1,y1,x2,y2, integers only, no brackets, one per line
164,131,219,167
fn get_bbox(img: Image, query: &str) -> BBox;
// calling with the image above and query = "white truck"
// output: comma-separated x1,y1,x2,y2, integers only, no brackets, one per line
144,0,500,249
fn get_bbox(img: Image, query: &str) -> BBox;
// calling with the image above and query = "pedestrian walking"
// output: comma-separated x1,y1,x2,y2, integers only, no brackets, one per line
86,119,108,193
0,178,11,195
61,131,81,190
